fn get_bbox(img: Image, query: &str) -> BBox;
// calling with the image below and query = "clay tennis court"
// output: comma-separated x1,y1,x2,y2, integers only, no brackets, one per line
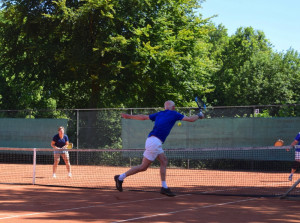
1,163,300,222
1,184,300,223
0,163,297,196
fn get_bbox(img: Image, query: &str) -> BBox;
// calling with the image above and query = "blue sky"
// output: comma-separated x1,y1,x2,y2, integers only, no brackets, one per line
199,0,300,53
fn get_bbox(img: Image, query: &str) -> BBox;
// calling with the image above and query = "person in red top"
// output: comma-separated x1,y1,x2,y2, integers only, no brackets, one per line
114,100,204,196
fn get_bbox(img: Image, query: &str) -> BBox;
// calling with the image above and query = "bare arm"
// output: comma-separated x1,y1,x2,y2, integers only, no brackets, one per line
121,113,150,120
51,140,57,149
182,115,199,122
182,114,204,122
51,140,69,149
291,140,299,147
287,140,299,151
62,141,69,149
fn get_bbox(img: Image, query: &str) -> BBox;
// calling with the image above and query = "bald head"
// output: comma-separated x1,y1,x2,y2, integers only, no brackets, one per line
164,100,175,110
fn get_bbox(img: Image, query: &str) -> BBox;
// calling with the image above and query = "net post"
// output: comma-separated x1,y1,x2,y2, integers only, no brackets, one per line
32,148,36,185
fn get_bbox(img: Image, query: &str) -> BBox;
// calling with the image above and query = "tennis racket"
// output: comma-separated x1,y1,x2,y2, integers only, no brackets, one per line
274,139,284,147
195,96,206,112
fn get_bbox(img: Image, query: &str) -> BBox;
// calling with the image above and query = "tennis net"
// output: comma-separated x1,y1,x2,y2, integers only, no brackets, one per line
0,146,300,197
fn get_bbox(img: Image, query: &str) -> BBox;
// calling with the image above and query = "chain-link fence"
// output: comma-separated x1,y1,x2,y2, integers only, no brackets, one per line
0,104,299,149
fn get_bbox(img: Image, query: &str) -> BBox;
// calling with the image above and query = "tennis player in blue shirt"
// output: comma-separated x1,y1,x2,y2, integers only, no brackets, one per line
288,132,300,181
51,126,72,178
114,100,204,196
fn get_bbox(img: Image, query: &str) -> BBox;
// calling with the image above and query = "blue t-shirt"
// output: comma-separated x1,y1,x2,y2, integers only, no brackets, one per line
295,132,300,151
148,110,184,143
52,134,69,148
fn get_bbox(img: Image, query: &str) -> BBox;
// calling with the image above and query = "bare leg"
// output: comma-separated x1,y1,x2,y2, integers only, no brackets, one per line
289,160,300,181
61,153,71,174
124,157,152,177
156,153,175,196
114,158,152,192
53,154,60,174
291,160,300,174
291,168,296,174
157,153,168,182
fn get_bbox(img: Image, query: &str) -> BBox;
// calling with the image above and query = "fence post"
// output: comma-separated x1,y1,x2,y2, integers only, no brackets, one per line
76,109,79,165
32,148,36,185
76,109,79,149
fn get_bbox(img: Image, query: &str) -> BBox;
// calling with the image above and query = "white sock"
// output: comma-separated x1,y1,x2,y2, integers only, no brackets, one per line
162,181,168,188
119,173,126,181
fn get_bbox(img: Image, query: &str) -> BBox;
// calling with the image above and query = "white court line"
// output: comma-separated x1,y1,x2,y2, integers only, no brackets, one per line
0,194,191,220
204,181,290,194
112,197,259,223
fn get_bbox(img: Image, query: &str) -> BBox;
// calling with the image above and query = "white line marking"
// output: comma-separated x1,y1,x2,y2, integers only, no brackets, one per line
203,181,289,194
112,197,259,223
0,194,191,220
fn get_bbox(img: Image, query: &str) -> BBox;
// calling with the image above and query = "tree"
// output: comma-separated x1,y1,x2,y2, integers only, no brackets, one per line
0,0,214,109
0,0,62,110
207,27,274,105
281,49,300,104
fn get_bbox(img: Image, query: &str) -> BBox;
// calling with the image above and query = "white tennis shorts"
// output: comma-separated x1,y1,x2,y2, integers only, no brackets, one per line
295,151,300,160
54,151,69,160
143,136,164,161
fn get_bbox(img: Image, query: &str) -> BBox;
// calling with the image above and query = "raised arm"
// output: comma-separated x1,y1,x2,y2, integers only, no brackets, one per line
182,112,204,122
121,113,150,120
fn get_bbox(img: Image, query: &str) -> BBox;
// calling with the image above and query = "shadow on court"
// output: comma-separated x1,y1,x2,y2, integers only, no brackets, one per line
0,185,299,223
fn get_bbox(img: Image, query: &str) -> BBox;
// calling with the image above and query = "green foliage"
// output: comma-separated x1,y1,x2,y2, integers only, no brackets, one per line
0,0,215,109
207,27,300,106
0,1,299,110
253,109,272,118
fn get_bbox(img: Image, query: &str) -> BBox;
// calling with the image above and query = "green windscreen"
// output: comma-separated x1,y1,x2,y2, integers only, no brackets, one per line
0,118,68,148
122,117,300,149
